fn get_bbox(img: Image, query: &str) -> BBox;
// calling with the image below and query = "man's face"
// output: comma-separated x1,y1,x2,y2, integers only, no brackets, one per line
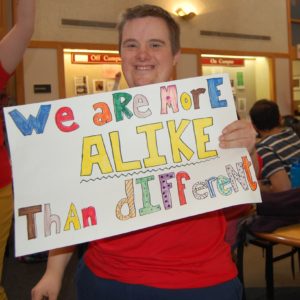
120,16,180,88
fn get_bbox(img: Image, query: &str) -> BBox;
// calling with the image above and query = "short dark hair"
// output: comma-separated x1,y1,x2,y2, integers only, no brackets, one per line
249,99,280,131
117,4,180,55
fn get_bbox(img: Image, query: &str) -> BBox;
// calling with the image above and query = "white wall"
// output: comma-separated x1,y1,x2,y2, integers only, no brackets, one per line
21,0,291,112
33,0,289,53
275,58,292,115
255,57,271,101
23,48,60,103
176,53,198,80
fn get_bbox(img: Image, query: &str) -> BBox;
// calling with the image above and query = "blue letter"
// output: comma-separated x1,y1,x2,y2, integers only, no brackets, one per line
8,104,51,136
207,78,228,108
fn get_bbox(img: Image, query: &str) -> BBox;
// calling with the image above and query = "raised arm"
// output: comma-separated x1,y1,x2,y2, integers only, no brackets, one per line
0,0,35,74
31,246,75,300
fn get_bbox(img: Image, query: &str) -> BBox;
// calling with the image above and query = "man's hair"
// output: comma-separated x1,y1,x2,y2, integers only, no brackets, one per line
117,4,180,55
249,99,280,131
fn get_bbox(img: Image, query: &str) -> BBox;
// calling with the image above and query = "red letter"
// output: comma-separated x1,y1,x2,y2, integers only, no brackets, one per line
55,107,79,132
176,171,190,205
82,206,97,227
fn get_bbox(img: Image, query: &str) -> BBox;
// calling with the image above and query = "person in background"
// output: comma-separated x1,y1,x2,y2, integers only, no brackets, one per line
249,99,300,192
32,5,257,300
282,114,300,138
0,0,35,299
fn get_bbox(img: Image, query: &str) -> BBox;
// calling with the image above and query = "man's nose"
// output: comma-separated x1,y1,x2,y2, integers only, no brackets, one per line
136,46,150,60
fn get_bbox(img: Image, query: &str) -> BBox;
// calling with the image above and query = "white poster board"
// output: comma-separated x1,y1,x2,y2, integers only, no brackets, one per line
4,74,261,256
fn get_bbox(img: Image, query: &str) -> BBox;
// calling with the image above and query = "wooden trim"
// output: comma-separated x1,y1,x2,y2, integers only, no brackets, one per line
287,0,297,113
290,45,298,59
269,58,276,101
181,47,290,58
197,53,202,76
16,62,25,105
29,40,118,51
286,0,293,57
57,45,66,99
0,0,7,39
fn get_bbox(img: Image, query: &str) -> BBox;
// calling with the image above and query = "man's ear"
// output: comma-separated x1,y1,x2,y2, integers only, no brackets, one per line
173,50,181,66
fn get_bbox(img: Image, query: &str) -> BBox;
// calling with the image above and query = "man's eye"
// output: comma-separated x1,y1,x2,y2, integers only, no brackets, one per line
124,43,137,48
150,43,162,48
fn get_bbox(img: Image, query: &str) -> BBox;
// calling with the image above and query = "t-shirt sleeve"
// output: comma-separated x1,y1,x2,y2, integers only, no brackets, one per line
257,145,285,180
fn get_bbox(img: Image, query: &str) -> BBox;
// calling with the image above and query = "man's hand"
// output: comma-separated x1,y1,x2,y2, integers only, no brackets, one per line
219,119,257,154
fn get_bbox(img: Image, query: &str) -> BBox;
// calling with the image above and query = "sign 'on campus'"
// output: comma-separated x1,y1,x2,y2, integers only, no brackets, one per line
4,74,261,256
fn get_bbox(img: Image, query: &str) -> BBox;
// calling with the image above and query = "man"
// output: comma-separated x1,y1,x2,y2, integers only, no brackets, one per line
0,1,35,299
250,99,300,192
32,5,257,300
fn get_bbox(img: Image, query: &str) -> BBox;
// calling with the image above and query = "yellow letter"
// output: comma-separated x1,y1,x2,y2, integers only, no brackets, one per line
192,118,217,159
136,122,167,168
81,135,113,176
180,92,192,111
167,120,194,163
110,131,142,172
64,203,81,231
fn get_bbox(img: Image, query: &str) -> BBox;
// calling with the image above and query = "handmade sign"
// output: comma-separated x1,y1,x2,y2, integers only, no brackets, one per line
4,74,261,256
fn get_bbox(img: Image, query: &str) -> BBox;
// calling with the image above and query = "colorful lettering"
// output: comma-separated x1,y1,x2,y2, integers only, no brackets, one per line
81,135,113,175
93,102,113,126
190,88,206,109
64,203,81,231
44,203,61,237
137,176,161,216
136,122,167,168
193,118,218,159
133,94,152,118
113,92,133,121
8,104,51,136
167,119,194,162
110,131,142,172
55,106,79,132
207,78,228,108
82,206,97,227
242,156,258,191
160,85,179,114
176,171,190,205
116,179,136,220
18,205,42,239
159,172,175,209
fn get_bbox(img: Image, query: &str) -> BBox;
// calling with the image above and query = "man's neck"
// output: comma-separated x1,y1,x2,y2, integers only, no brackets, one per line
259,127,282,138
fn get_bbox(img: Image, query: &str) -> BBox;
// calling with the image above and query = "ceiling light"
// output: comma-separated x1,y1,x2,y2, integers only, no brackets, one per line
175,8,196,21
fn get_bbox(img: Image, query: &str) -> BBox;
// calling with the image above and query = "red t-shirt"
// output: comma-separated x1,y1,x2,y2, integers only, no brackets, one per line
84,210,237,289
0,63,12,188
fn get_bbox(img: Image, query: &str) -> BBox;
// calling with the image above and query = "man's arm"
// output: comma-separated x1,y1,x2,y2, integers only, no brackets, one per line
260,169,291,192
31,246,75,300
0,0,35,74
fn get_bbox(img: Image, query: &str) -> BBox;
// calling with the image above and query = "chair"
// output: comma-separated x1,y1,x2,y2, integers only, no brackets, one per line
236,188,300,300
